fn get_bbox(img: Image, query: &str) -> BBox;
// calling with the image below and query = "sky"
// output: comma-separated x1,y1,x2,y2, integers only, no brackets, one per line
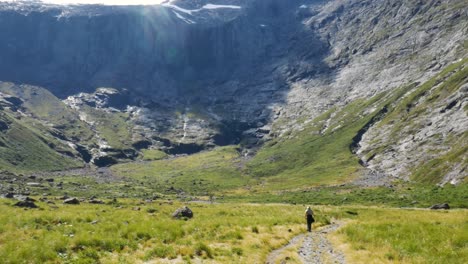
4,0,167,5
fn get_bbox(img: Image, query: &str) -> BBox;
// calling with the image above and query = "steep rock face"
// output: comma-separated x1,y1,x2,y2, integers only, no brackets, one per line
0,0,326,147
0,0,308,97
275,0,467,133
356,62,468,186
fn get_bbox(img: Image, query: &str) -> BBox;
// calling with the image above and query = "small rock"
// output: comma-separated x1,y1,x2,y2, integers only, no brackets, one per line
63,198,80,205
89,199,104,204
172,206,193,219
430,203,450,210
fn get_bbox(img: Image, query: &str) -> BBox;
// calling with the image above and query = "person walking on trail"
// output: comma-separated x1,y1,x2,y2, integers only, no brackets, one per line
305,206,315,232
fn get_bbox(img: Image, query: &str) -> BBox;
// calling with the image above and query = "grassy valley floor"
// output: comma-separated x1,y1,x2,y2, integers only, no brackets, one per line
0,199,466,263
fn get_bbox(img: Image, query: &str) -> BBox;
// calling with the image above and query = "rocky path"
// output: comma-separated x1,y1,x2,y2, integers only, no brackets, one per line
266,223,345,264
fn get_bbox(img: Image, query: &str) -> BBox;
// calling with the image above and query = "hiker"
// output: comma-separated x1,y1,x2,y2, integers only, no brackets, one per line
305,206,315,232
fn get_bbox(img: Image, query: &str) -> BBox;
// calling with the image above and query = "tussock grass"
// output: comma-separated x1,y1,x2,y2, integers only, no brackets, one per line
331,208,468,264
0,199,306,263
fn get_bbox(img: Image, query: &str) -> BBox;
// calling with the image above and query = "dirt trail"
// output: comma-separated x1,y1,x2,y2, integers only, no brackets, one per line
266,223,345,264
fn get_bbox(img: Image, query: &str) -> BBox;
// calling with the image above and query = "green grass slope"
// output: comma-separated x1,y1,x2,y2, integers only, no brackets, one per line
0,83,95,144
0,83,143,172
0,112,82,172
112,146,250,194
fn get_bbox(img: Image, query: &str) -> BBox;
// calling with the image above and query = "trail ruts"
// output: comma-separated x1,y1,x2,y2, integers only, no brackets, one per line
266,223,345,264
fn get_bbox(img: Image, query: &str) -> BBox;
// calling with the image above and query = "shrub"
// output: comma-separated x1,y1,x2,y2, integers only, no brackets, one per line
194,243,213,258
146,208,157,214
232,247,243,256
251,226,259,233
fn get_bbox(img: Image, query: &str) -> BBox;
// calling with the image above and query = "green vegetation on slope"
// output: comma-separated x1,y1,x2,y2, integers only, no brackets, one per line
0,82,145,172
140,149,168,161
0,83,95,145
0,113,82,172
81,105,133,150
246,92,390,189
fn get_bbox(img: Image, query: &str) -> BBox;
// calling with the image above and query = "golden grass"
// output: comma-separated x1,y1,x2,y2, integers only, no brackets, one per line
0,199,306,264
329,208,468,264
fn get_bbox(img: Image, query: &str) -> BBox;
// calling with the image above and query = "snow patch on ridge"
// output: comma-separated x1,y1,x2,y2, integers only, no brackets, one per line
172,10,195,24
203,4,241,10
162,3,241,15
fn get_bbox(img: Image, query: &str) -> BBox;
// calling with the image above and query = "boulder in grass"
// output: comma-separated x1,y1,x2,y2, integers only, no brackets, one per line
172,206,193,219
63,197,80,205
14,200,38,208
24,197,37,202
26,182,42,187
430,203,450,210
